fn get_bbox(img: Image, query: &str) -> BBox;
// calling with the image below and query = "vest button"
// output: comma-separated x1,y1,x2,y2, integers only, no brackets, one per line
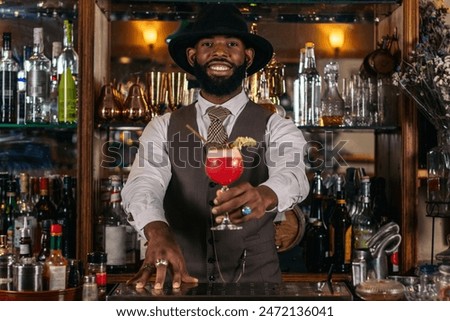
209,275,216,282
208,257,216,264
209,181,217,188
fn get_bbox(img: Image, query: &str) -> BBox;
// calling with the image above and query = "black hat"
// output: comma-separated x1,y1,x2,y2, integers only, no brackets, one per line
168,4,273,76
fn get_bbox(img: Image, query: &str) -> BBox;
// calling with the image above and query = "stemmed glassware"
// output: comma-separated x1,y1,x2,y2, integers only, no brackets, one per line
205,146,244,230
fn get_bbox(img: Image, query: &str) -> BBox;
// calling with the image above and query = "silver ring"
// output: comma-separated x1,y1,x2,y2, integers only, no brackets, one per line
155,258,169,267
241,205,252,216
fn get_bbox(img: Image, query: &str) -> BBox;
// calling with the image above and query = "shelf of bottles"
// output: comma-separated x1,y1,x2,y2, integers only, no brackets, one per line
106,0,402,23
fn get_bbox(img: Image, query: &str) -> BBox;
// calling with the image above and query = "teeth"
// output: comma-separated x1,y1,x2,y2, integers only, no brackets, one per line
210,65,229,71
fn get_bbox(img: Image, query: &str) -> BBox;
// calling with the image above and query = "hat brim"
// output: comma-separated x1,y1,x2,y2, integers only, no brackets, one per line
168,31,273,76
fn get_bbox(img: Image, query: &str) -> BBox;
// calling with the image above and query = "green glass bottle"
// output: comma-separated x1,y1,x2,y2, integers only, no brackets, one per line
57,20,78,124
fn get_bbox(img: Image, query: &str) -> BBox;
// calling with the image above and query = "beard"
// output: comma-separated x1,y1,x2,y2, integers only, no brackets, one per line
193,59,247,96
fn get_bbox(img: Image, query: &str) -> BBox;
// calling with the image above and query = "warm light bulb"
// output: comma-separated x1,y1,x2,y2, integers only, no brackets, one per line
143,28,158,46
328,29,345,49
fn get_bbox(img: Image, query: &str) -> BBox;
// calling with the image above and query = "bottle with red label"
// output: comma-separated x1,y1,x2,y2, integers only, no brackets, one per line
87,251,107,300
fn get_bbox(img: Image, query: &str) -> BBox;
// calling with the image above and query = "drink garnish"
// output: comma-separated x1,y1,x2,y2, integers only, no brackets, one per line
228,136,257,150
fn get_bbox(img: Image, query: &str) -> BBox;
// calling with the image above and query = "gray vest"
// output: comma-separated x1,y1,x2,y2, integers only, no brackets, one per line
164,101,281,283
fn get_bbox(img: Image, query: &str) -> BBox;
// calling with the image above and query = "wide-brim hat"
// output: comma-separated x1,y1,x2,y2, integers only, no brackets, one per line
168,4,273,76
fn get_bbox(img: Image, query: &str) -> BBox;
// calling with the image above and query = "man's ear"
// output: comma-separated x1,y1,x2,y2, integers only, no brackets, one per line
244,48,255,69
186,47,196,66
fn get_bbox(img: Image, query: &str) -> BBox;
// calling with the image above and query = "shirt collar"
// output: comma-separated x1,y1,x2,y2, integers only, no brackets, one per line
197,89,249,116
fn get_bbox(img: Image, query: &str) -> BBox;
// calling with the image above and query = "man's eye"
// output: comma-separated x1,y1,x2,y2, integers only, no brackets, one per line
228,42,239,47
201,41,213,47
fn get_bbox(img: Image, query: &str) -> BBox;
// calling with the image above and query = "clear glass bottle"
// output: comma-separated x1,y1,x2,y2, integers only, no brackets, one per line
0,32,19,124
48,41,62,124
300,42,321,126
82,275,98,301
26,27,51,123
16,46,32,125
352,176,379,251
321,61,345,126
43,223,67,290
56,175,77,259
256,71,277,114
104,175,127,273
87,251,107,300
293,47,306,126
57,19,79,124
18,217,32,260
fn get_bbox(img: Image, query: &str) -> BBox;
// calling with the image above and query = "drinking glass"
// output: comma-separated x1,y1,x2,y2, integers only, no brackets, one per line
205,147,244,230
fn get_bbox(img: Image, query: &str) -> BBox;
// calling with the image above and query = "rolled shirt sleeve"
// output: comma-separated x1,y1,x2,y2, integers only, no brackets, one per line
121,113,172,236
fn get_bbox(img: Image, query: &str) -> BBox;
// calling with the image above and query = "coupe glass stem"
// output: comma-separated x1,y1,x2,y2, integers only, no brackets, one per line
211,185,242,230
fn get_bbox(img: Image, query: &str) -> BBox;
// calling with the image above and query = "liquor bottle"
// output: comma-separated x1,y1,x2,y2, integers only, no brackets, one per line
48,41,62,124
300,42,321,126
3,179,18,251
305,171,330,272
0,32,19,124
56,175,77,259
308,171,324,223
0,173,8,235
256,71,277,114
352,176,379,251
15,172,38,256
320,61,345,126
329,175,352,273
37,219,52,262
0,234,8,255
26,27,51,123
29,176,40,206
43,223,68,290
19,217,32,259
293,47,306,126
34,176,57,223
57,19,79,124
16,46,32,124
104,175,127,273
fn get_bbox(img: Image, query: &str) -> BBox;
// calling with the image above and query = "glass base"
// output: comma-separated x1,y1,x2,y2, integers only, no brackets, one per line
211,221,242,231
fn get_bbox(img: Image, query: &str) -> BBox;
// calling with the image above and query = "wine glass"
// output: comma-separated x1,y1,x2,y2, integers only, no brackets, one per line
205,146,244,230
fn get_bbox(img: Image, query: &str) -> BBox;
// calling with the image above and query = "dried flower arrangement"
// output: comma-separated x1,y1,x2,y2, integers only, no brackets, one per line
393,0,450,130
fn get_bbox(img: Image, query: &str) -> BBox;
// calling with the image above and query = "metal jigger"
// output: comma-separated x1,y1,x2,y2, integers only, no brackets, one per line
123,83,151,122
96,83,123,122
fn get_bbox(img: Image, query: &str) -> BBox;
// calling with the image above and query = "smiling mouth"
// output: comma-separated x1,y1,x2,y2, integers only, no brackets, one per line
207,61,233,73
209,64,230,71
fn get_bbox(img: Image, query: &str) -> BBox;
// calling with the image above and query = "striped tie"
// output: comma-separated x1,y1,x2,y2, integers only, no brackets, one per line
206,106,231,145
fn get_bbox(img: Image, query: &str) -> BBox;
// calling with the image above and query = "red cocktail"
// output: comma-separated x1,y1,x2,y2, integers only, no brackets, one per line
205,147,243,230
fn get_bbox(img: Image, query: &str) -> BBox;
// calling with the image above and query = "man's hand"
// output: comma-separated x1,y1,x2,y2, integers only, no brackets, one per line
211,182,278,224
126,221,198,290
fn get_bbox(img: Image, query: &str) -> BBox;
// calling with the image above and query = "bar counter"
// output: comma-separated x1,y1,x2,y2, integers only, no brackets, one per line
105,273,354,301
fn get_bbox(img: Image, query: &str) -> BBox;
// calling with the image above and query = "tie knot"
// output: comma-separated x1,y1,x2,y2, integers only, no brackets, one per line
207,106,231,123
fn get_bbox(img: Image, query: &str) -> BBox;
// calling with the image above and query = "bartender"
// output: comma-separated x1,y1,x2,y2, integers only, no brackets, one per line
121,3,309,290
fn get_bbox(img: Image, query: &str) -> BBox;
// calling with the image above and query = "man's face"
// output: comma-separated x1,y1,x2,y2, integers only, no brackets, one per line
187,35,254,96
